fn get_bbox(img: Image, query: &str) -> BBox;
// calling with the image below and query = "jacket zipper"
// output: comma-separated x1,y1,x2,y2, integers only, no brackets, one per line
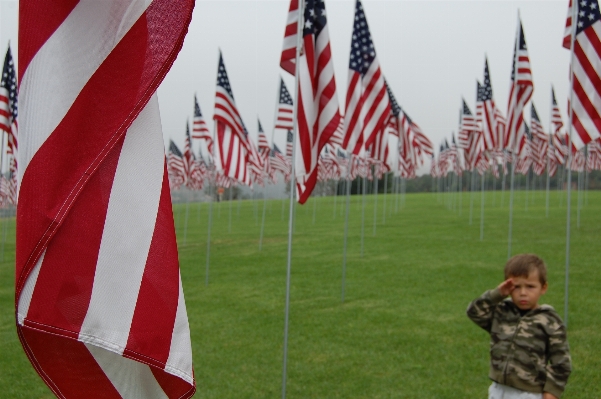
502,313,522,384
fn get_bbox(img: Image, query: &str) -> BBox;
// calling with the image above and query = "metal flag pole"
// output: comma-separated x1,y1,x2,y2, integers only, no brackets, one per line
0,131,5,261
469,170,475,225
382,171,387,224
563,0,578,328
228,183,233,233
507,16,520,260
546,130,551,217
282,2,304,395
206,122,216,286
259,185,267,250
333,179,338,218
502,151,507,207
577,167,582,229
372,167,378,236
341,171,351,302
360,174,366,257
183,191,190,244
480,170,485,241
525,167,529,211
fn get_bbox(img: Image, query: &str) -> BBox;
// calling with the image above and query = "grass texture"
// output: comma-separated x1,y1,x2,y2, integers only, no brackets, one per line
1,188,600,398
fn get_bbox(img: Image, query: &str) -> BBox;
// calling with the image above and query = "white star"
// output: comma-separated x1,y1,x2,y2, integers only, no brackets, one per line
592,2,598,9
305,19,312,29
580,10,586,17
579,20,584,27
589,12,596,20
581,0,587,7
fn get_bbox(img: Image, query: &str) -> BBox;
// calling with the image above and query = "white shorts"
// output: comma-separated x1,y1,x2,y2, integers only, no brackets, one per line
488,382,543,399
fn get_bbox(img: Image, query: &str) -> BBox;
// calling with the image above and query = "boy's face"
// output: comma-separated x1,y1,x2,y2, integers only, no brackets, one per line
509,270,548,310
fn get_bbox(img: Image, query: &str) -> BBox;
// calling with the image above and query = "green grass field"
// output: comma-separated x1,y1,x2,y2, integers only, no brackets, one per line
1,189,600,398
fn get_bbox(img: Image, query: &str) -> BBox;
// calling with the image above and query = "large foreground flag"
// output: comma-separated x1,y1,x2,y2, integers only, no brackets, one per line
563,0,601,149
280,0,341,204
505,18,534,151
342,0,391,157
16,2,195,397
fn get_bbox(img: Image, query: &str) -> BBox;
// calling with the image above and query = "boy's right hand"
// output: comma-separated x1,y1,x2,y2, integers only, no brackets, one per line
497,278,515,297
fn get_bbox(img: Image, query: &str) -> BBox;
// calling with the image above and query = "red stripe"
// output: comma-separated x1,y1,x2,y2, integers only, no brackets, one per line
125,165,179,367
17,1,193,297
297,84,313,172
573,76,601,143
574,42,601,99
18,0,79,83
19,326,122,399
151,367,195,399
24,137,123,335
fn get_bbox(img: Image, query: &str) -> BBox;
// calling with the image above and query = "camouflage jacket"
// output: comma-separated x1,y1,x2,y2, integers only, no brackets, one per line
466,288,572,398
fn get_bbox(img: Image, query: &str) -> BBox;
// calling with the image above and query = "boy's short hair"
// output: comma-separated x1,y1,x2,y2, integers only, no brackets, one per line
504,254,547,285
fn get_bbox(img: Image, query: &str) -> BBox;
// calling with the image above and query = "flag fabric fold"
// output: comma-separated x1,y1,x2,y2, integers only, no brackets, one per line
16,1,195,397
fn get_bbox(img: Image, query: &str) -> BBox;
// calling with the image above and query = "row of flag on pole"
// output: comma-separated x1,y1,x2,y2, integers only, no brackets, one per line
9,0,601,398
431,6,601,181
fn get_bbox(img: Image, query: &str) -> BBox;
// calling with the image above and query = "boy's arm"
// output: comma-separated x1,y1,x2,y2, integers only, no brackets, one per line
466,287,507,332
543,317,572,398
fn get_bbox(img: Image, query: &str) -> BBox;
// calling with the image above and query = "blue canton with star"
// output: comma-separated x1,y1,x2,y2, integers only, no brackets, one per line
194,96,203,117
217,52,235,100
279,78,293,105
482,60,493,101
1,47,17,119
462,99,473,116
577,0,601,34
303,0,327,39
510,22,528,80
349,0,376,75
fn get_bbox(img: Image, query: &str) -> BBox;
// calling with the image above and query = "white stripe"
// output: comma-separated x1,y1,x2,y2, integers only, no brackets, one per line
79,94,164,352
17,250,46,325
19,0,151,194
165,272,194,384
86,343,168,399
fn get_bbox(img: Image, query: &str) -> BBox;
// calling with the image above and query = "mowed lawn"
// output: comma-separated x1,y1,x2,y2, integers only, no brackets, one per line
1,189,600,398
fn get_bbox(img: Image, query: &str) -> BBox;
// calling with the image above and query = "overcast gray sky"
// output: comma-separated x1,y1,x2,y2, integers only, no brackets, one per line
1,0,571,173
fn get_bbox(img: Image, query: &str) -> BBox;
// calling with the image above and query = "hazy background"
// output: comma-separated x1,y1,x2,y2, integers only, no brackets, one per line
0,0,572,174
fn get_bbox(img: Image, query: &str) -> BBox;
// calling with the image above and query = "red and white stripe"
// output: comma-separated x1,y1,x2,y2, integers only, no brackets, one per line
214,122,251,187
563,0,601,150
274,78,294,131
504,20,534,151
16,1,195,397
280,0,300,75
286,0,341,204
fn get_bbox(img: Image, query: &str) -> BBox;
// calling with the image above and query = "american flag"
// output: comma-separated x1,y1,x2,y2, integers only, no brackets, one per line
505,19,534,152
193,94,212,155
280,0,341,203
530,103,549,174
0,45,18,165
458,99,477,150
587,138,601,171
274,77,294,131
563,0,601,149
385,82,401,138
213,52,250,186
398,109,416,177
16,2,195,397
517,122,534,176
168,139,186,190
329,116,345,147
451,134,463,175
270,144,292,182
184,122,205,190
257,119,272,181
551,86,564,134
479,59,498,151
214,51,249,150
280,0,301,75
342,0,391,157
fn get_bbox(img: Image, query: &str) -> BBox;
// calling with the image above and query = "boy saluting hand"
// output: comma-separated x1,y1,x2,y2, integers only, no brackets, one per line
467,254,572,399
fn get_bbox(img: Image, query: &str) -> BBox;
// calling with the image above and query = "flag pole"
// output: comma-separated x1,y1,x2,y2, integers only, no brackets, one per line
360,174,366,257
341,170,351,302
183,190,190,244
228,182,233,233
469,169,475,225
282,0,304,395
259,185,267,250
372,166,378,236
480,169,485,241
382,170,387,224
563,0,578,328
206,123,216,286
507,16,520,260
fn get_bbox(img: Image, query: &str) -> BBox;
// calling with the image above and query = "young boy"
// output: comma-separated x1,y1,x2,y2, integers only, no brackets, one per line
467,254,572,399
